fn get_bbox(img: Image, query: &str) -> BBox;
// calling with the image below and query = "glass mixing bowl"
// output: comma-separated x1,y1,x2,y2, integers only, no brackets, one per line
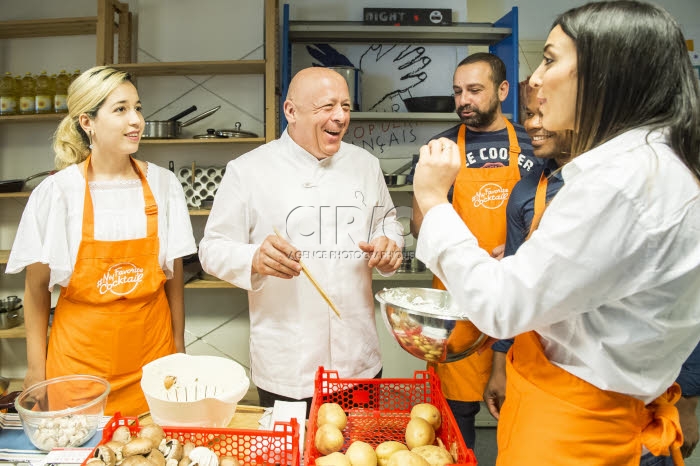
14,374,110,451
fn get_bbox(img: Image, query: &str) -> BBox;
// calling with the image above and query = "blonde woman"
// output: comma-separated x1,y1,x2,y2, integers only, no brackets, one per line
7,66,196,416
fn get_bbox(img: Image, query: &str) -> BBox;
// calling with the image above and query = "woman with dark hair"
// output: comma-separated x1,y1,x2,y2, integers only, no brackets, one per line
412,1,700,464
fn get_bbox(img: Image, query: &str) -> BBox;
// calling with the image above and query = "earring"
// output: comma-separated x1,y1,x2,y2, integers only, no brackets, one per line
88,131,94,150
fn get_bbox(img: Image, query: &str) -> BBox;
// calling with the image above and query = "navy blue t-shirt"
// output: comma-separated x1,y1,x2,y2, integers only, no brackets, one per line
503,158,565,257
407,122,541,194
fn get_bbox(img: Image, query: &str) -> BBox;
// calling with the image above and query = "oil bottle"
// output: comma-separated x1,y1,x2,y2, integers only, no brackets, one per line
0,72,18,115
35,71,53,114
71,69,81,86
54,70,70,113
19,72,36,115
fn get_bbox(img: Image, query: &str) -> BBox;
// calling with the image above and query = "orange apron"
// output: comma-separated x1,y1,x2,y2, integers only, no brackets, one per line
432,118,522,401
47,155,176,416
498,331,684,465
499,172,684,465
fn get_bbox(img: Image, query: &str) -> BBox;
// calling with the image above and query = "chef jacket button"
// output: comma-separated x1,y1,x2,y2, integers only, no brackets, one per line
303,182,314,188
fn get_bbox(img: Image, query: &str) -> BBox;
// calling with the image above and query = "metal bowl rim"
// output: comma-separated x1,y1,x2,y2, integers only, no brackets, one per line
375,287,464,321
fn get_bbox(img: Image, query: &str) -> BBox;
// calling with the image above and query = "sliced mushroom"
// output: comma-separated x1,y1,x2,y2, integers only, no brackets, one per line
139,425,166,449
94,445,117,466
165,460,178,466
123,438,154,457
188,447,218,466
111,426,132,444
86,458,107,466
178,458,191,466
147,448,166,466
160,439,184,461
163,376,177,390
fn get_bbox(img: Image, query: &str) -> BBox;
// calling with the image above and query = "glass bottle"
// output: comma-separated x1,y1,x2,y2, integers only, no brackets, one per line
0,72,18,115
35,71,53,114
19,72,36,115
54,70,70,113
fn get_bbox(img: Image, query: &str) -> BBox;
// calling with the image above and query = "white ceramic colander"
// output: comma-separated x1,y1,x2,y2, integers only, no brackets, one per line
141,353,249,427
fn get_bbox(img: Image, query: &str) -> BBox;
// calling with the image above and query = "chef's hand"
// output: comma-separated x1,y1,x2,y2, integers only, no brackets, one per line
678,395,699,458
413,138,461,220
359,236,402,274
484,351,508,420
252,235,302,279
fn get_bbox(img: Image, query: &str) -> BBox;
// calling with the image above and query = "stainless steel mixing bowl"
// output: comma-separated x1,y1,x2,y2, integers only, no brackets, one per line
375,287,488,363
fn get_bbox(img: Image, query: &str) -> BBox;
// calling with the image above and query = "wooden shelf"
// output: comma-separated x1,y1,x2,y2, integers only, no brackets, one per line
0,17,97,39
0,250,8,265
0,113,65,123
0,323,27,339
289,22,511,45
185,278,237,289
0,192,31,199
114,60,266,76
140,137,265,145
351,112,459,122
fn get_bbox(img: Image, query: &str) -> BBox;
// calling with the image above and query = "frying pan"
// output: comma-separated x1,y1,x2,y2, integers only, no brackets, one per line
0,171,54,193
143,105,221,139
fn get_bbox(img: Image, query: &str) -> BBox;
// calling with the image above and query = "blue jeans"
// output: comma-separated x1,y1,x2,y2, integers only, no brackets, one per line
639,452,673,466
446,399,480,450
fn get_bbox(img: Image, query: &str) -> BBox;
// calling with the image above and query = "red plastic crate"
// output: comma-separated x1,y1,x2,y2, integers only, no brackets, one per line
305,367,477,465
82,413,300,466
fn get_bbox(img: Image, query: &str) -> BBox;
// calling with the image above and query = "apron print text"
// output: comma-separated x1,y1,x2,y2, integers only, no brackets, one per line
472,183,510,209
97,262,145,295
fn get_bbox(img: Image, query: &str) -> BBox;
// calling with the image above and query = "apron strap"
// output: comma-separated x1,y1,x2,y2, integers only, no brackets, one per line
526,172,548,240
503,116,522,158
82,155,159,240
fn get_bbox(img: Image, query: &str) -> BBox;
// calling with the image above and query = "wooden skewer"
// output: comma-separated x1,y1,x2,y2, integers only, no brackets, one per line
273,227,342,319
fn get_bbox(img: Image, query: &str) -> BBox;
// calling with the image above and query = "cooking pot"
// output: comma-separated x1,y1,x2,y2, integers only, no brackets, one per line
143,105,221,139
215,122,258,138
403,96,455,113
0,171,54,193
327,66,361,111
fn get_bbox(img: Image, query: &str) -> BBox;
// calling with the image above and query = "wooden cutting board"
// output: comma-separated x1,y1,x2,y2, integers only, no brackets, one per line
137,404,267,430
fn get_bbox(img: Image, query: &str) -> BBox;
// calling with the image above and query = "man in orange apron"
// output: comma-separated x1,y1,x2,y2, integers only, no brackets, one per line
46,155,176,416
410,53,540,450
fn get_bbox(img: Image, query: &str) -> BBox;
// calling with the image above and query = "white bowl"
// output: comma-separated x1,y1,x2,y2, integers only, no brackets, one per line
141,354,249,427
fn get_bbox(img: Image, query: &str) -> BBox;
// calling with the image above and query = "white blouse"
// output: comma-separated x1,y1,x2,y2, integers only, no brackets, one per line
7,163,197,290
417,128,700,403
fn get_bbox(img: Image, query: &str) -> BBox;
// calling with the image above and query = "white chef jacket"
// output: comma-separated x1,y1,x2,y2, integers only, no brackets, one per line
7,163,197,289
199,130,404,399
417,128,700,403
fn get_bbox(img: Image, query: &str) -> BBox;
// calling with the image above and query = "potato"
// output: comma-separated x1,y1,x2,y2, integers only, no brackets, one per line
375,441,408,466
316,452,351,466
315,423,345,456
405,418,435,450
318,402,348,430
345,441,377,466
411,445,454,466
387,450,430,466
410,403,441,430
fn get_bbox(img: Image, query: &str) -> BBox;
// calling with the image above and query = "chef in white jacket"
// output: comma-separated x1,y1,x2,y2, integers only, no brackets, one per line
199,67,404,412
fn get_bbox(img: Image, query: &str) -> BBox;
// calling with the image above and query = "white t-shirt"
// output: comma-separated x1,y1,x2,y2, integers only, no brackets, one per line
7,162,197,290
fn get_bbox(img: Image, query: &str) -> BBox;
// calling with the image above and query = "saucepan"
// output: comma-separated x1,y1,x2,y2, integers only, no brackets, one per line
143,105,221,139
0,171,54,193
